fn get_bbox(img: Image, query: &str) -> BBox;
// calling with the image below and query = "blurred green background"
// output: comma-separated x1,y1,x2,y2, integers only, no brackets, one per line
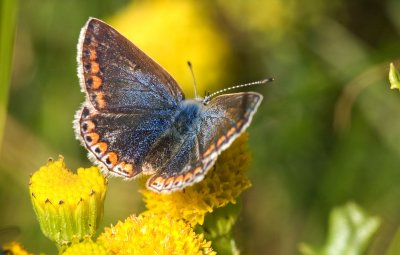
2,0,400,254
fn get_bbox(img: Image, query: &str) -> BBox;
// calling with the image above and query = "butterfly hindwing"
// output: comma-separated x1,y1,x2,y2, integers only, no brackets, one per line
146,92,262,192
76,103,175,178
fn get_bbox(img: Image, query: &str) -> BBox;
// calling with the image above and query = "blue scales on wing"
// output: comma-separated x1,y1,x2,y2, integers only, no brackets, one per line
146,92,262,192
75,18,184,177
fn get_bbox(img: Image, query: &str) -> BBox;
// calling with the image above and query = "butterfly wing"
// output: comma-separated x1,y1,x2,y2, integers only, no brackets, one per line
75,104,175,177
75,18,184,176
146,92,262,192
77,18,184,113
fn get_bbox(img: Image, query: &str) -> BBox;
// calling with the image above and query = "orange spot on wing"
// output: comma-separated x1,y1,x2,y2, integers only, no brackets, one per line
174,175,183,184
85,121,95,132
90,49,97,60
203,144,215,157
217,136,226,147
236,120,244,129
193,167,202,176
91,61,100,74
87,133,99,144
97,142,108,154
107,152,118,166
96,92,106,108
184,173,193,182
92,75,102,89
121,162,134,176
227,127,236,137
152,177,164,186
164,177,173,187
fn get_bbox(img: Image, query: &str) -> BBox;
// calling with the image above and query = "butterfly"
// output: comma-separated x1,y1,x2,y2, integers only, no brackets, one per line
74,18,267,193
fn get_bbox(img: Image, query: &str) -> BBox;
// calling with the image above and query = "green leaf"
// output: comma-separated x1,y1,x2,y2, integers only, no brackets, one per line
299,202,380,255
389,63,400,91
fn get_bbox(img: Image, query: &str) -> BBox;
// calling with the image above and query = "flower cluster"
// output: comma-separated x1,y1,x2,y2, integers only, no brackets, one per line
26,133,252,254
98,212,215,255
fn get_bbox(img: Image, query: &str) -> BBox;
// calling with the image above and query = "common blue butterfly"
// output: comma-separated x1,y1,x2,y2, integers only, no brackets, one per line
74,18,267,193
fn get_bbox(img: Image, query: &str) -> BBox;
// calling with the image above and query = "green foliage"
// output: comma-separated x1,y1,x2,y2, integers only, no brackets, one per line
299,203,380,255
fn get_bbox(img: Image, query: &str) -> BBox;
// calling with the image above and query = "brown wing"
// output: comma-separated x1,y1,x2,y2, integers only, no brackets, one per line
77,18,184,114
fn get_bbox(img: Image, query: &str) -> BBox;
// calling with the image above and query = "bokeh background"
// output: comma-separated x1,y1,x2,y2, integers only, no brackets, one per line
2,0,400,254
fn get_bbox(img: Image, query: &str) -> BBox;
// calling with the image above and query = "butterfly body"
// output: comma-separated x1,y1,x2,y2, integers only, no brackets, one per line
74,18,263,193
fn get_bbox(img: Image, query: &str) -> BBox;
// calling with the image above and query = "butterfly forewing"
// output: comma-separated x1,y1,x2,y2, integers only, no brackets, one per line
77,18,184,113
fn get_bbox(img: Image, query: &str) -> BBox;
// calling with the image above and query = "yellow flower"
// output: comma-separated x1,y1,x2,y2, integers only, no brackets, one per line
29,156,107,247
1,242,32,255
97,212,215,255
109,0,232,97
141,133,251,225
61,240,107,255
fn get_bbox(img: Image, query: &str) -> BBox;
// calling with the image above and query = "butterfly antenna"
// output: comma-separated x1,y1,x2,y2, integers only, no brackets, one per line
203,77,274,104
187,61,198,99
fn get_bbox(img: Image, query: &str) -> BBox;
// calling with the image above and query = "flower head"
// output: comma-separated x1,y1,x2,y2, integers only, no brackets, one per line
29,156,107,246
141,133,252,225
97,212,215,255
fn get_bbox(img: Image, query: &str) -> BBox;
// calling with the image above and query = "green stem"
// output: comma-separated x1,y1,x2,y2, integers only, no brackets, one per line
0,0,18,152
